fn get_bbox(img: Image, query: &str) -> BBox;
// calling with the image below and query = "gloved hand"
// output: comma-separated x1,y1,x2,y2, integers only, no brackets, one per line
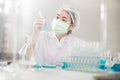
33,18,45,34
33,12,45,34
25,12,45,61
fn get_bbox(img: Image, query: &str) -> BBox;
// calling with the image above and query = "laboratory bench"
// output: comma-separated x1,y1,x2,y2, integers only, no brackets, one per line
0,66,109,80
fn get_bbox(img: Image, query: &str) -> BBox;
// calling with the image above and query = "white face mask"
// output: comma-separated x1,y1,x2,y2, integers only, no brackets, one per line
52,19,69,35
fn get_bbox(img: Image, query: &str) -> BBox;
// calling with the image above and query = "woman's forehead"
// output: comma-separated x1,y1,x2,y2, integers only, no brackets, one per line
57,10,71,18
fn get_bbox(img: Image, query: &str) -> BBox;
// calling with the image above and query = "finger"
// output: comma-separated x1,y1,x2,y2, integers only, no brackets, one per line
33,21,44,25
35,19,45,23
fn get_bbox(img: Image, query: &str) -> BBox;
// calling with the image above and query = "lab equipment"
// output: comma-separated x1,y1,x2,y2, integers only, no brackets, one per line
38,12,49,31
43,23,49,31
98,59,107,70
98,50,108,71
38,12,44,19
110,52,120,72
98,50,120,72
61,56,101,72
61,44,101,72
36,62,56,69
61,62,70,69
111,64,120,72
98,50,111,71
19,60,56,70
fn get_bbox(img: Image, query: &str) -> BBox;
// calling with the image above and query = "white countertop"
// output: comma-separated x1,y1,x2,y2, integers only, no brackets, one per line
0,66,107,80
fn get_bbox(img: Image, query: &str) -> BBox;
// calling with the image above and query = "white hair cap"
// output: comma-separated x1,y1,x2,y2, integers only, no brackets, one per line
59,4,80,30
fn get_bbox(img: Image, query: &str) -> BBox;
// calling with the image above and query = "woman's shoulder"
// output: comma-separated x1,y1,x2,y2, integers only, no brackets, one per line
70,35,100,49
68,35,86,46
70,35,85,43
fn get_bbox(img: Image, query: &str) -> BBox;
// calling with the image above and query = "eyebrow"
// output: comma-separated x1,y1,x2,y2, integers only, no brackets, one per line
62,16,68,19
56,14,60,17
56,14,68,20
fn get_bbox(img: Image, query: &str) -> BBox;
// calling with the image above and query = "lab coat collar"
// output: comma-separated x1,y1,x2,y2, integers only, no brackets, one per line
49,32,73,45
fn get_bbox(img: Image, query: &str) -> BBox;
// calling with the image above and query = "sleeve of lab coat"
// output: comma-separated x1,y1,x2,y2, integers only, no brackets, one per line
34,31,48,63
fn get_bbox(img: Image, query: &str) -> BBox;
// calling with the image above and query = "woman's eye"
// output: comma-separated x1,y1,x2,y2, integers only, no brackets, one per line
62,19,67,22
56,16,59,19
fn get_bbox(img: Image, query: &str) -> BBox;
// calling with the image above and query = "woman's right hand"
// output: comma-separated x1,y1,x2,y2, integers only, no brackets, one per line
33,19,45,34
25,16,45,61
30,18,45,49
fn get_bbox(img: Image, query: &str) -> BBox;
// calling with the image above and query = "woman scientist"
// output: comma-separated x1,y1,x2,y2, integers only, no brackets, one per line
21,5,84,66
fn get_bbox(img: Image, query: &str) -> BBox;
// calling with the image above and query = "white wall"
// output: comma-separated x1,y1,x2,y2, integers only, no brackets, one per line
106,0,120,52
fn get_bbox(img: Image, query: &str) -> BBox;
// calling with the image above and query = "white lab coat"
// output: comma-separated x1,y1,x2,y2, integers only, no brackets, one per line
19,31,100,66
34,31,85,66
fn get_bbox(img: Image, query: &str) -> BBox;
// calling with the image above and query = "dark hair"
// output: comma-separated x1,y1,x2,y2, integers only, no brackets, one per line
67,30,72,35
66,18,73,35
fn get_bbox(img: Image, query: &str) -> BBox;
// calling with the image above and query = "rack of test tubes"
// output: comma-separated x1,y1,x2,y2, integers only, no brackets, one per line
61,56,101,72
61,45,101,72
61,47,120,72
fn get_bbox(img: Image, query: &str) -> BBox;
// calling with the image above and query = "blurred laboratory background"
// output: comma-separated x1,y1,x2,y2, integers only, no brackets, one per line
0,0,120,56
